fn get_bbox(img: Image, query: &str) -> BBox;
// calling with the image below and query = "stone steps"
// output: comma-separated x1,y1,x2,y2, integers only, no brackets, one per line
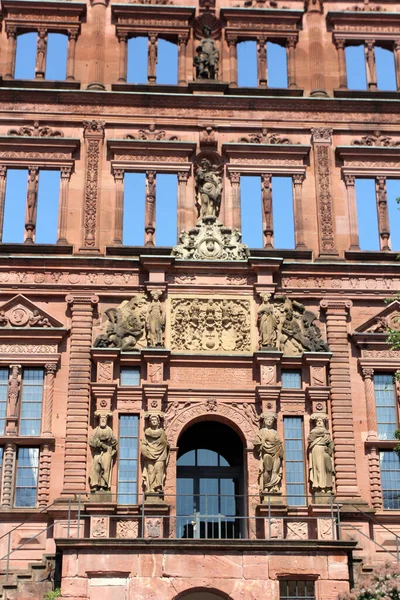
0,554,55,600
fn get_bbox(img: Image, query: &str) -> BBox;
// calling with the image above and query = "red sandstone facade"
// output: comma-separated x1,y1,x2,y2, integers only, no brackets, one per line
0,0,400,598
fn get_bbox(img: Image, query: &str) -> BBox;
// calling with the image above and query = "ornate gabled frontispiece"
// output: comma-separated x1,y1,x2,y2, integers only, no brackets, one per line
93,291,165,351
0,295,64,328
257,294,329,355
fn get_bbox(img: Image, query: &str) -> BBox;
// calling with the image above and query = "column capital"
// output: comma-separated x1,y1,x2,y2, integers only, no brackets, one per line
178,33,189,46
311,127,333,144
45,363,58,375
293,173,305,185
68,28,79,41
61,165,73,180
320,298,352,313
362,367,374,380
229,171,241,184
335,38,345,50
286,35,297,49
395,40,400,51
6,25,17,39
178,171,189,183
83,120,105,139
65,294,99,307
113,168,124,182
117,31,128,43
366,39,376,50
0,165,7,178
344,173,355,186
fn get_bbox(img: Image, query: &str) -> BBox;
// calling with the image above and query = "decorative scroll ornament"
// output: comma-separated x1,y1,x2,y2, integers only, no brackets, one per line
237,128,296,145
8,121,63,138
253,412,283,494
257,294,329,355
88,412,118,492
172,217,249,261
125,125,179,141
308,413,334,494
93,291,165,351
351,131,400,147
170,297,251,352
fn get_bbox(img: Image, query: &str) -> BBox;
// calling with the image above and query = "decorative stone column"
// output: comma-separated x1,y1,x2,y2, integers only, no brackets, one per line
62,295,99,495
394,40,400,91
257,37,267,87
344,174,359,250
365,40,377,91
0,166,7,242
311,128,338,257
320,299,361,500
38,443,51,508
25,167,39,244
1,443,16,507
306,0,328,97
178,34,188,86
148,34,158,84
118,33,128,82
113,168,125,245
227,37,238,87
368,446,383,509
177,171,189,236
87,0,108,89
82,120,105,250
145,171,156,246
335,39,347,90
57,166,72,244
229,172,241,232
362,367,377,440
4,26,17,80
43,363,58,435
35,28,47,79
66,30,78,81
292,173,306,249
261,173,273,248
375,176,390,251
286,36,298,89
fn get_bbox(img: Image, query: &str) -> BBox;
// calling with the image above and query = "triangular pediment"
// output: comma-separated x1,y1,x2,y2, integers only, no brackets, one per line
355,301,400,334
0,295,64,329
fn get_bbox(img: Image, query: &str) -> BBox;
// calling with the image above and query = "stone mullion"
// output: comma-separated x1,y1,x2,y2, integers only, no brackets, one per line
365,40,377,91
43,363,58,435
57,166,72,244
178,34,188,86
344,174,359,250
257,37,267,88
62,295,98,494
148,34,158,84
227,37,238,88
145,171,156,246
66,30,78,81
262,174,273,248
375,176,390,251
35,28,47,80
307,0,327,96
394,41,400,91
362,367,377,439
368,446,383,509
292,174,306,249
82,121,105,249
118,33,128,82
113,169,125,244
0,166,7,242
87,0,107,90
177,171,189,236
1,443,16,508
286,36,297,89
4,27,17,80
320,299,360,500
25,166,39,244
335,39,347,89
229,172,241,231
37,443,51,508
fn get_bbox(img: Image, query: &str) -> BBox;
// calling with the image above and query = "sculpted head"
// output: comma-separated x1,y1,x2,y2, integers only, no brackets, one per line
148,413,161,429
261,412,277,429
95,411,111,429
310,412,328,429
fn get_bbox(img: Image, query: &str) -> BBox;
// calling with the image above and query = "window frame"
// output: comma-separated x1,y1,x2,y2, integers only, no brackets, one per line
14,446,40,508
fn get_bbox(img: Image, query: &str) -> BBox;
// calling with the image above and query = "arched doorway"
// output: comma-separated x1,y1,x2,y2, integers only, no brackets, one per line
177,593,230,600
176,421,245,539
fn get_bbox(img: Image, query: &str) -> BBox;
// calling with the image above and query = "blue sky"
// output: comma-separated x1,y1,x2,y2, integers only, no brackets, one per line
4,34,400,250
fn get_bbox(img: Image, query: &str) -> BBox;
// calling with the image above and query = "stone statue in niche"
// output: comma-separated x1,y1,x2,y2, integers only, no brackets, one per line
253,412,283,494
141,413,170,495
8,365,21,418
93,293,165,350
308,413,334,495
195,158,223,220
194,26,219,80
89,412,118,492
257,294,330,355
146,291,165,347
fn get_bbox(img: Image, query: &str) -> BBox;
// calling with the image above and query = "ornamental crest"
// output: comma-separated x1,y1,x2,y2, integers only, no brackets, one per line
171,297,251,352
0,295,63,328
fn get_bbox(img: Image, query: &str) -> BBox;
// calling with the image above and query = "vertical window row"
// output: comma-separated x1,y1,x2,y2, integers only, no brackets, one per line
284,417,306,506
118,415,139,505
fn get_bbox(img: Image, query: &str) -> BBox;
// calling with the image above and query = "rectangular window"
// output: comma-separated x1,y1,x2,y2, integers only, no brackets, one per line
15,447,39,508
374,373,397,440
3,169,29,243
240,175,263,248
156,173,178,246
118,415,139,504
281,371,302,389
20,369,44,436
280,580,315,600
123,172,146,246
120,367,140,386
271,177,295,249
0,368,8,436
284,417,306,506
355,178,380,251
380,450,400,510
35,170,61,244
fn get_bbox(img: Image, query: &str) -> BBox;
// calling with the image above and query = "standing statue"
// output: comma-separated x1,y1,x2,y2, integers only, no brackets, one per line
253,412,283,494
8,365,21,418
308,413,334,494
141,413,170,494
146,291,165,347
194,26,219,80
257,295,278,349
89,412,118,492
195,158,223,219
